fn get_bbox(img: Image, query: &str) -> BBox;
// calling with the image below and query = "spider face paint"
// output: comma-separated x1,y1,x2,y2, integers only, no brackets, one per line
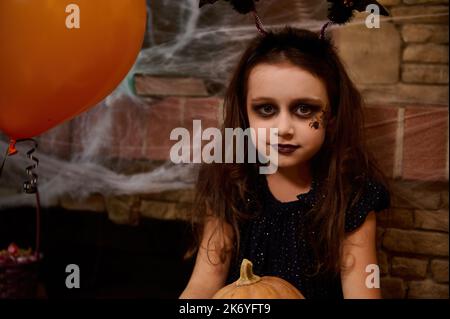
309,120,320,130
309,110,328,130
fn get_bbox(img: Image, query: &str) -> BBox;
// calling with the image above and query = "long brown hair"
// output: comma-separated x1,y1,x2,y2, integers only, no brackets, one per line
184,26,387,275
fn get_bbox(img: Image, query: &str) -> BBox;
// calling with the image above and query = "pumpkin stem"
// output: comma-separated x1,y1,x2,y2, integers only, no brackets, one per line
236,258,261,286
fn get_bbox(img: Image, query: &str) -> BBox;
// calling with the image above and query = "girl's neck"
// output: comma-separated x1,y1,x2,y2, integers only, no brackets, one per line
265,163,312,202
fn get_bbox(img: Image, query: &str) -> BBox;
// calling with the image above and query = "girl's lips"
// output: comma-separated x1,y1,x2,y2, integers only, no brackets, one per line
271,144,300,154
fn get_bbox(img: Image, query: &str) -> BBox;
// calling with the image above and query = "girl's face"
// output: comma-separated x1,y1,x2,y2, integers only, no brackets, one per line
246,62,329,169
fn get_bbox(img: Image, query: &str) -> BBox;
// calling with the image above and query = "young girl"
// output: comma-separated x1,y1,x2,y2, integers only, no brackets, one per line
179,26,390,299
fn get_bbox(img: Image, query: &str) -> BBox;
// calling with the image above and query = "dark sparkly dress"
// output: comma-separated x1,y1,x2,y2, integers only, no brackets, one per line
225,174,390,299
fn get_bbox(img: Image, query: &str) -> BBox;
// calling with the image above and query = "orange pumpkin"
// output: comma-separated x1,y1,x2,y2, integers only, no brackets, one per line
213,259,305,299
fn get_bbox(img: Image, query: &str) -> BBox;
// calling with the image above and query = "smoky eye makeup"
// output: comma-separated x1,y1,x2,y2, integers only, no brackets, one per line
251,103,322,119
292,104,322,118
251,104,278,117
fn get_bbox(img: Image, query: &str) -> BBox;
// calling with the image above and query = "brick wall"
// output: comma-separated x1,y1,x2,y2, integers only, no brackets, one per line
31,0,449,299
332,0,449,298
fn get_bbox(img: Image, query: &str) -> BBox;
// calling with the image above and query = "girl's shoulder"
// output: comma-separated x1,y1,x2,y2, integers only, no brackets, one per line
344,178,390,233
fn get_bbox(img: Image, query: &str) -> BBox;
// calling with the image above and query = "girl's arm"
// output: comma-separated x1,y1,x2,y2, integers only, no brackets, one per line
341,211,382,299
179,217,234,299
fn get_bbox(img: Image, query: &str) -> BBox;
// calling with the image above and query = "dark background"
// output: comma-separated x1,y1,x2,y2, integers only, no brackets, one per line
0,206,195,298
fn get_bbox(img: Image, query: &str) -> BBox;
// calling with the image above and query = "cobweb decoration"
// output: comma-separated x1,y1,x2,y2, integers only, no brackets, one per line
0,0,447,211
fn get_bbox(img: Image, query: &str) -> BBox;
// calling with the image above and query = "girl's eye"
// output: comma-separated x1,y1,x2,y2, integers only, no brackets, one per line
295,104,315,117
255,104,276,116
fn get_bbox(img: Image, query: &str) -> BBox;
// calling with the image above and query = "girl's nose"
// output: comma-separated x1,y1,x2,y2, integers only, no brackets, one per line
276,112,294,138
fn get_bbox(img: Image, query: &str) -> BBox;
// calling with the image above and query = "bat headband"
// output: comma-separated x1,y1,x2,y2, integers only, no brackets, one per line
199,0,267,35
199,0,390,39
320,0,390,39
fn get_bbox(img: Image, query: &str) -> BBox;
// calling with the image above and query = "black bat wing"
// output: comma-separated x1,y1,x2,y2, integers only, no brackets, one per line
327,0,389,24
327,1,355,25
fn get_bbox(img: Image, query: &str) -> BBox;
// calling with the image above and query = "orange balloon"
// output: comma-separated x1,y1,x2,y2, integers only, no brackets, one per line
0,0,147,140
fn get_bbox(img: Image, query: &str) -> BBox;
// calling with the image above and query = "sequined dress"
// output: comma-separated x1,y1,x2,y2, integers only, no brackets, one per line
225,175,390,299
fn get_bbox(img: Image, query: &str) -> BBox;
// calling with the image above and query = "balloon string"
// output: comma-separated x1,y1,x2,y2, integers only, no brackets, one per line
12,138,41,258
0,146,8,179
19,139,39,194
0,138,41,258
19,139,40,257
34,189,41,258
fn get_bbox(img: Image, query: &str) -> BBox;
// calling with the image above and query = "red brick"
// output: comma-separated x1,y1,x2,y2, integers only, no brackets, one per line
431,259,449,283
359,83,449,106
183,98,221,129
71,105,111,155
377,251,389,275
108,95,149,160
408,280,449,299
71,96,149,160
403,106,448,181
181,98,222,163
381,277,406,299
383,229,448,256
390,179,447,210
391,257,428,279
38,121,72,160
134,74,209,97
363,106,399,178
391,5,449,24
147,97,184,161
378,208,415,229
414,209,449,232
